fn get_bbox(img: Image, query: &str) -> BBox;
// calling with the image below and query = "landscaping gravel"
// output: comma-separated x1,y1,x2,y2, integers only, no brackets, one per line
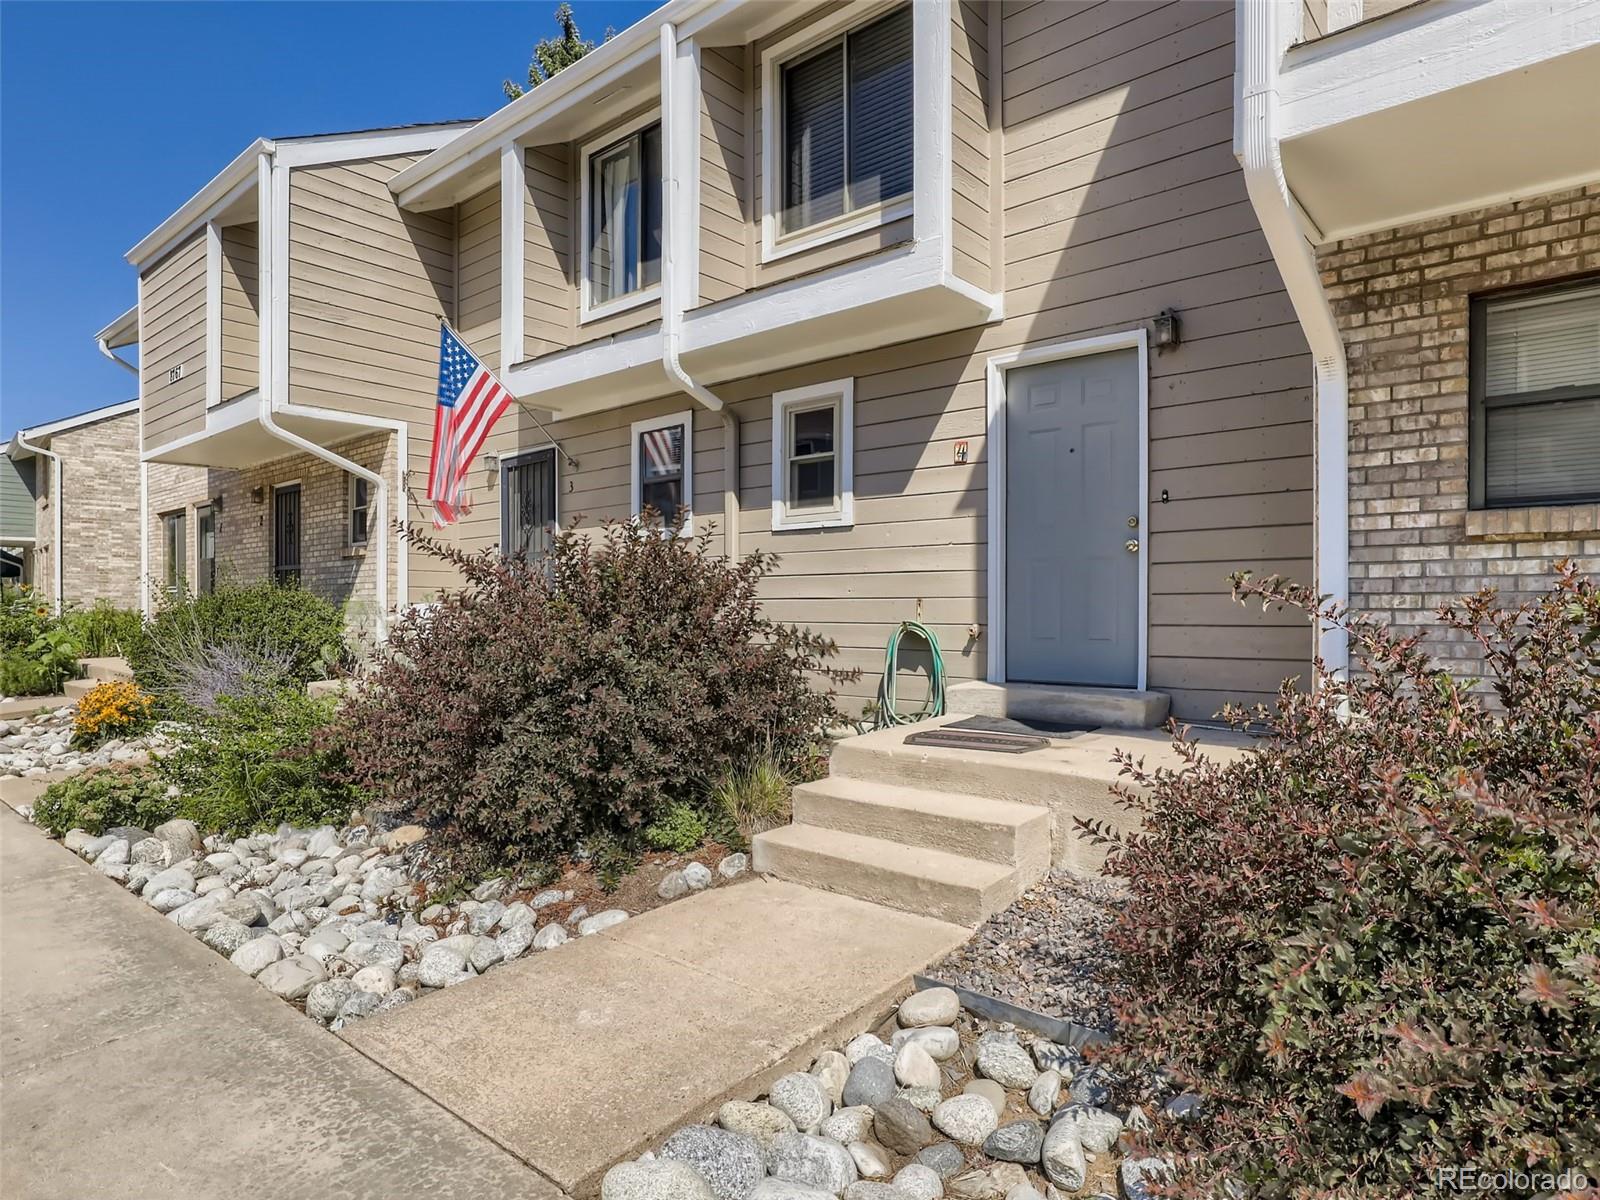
0,707,170,777
927,868,1128,1034
604,986,1163,1200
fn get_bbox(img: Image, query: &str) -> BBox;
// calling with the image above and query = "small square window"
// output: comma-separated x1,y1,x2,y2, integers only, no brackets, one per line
1470,280,1600,509
772,379,854,530
631,411,693,533
348,475,371,547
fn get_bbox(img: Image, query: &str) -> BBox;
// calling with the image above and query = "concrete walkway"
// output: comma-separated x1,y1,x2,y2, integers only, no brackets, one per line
0,807,562,1200
343,878,970,1197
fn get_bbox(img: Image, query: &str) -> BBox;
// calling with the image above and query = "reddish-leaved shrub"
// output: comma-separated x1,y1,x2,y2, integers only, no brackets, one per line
1083,563,1600,1197
338,517,851,862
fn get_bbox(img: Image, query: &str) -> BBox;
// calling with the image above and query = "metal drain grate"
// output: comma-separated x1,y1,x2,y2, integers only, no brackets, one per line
902,728,1050,754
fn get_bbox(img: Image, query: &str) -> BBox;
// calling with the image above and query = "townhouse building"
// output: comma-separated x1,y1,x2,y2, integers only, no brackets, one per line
102,0,1600,723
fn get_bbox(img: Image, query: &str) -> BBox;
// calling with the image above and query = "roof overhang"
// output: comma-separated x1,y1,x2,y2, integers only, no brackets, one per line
127,139,271,268
389,0,813,211
140,392,391,469
96,305,140,351
8,399,140,457
1276,0,1600,241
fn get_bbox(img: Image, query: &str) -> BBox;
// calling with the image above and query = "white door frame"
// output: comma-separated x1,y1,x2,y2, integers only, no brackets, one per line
985,329,1150,690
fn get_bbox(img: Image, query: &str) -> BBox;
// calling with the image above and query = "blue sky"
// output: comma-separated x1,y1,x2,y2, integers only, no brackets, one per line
0,0,656,434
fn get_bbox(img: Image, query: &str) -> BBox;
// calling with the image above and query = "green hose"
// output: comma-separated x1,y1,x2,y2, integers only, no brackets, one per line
874,620,947,729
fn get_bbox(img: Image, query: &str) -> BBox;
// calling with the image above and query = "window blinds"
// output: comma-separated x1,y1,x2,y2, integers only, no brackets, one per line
847,6,914,210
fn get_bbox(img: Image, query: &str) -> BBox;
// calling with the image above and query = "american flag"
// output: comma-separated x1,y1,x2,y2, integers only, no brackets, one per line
428,324,514,527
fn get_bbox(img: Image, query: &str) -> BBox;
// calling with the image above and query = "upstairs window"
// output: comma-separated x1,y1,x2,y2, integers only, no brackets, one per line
1471,280,1600,508
583,118,663,317
777,5,913,241
631,411,693,533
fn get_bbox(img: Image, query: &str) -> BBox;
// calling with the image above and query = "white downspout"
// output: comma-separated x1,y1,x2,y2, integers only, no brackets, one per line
1235,0,1349,675
253,150,391,636
659,22,741,559
14,433,63,614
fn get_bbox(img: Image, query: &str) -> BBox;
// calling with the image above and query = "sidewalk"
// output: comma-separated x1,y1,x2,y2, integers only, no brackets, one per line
0,807,563,1200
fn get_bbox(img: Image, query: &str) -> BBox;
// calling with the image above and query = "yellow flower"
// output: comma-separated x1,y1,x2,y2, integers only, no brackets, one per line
73,681,154,744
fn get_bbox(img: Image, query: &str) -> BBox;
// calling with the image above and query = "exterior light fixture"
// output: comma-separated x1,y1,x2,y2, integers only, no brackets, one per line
1152,309,1181,350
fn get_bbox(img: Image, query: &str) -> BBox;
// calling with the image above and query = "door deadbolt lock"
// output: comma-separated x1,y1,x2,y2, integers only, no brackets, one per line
1127,515,1139,528
1125,538,1140,553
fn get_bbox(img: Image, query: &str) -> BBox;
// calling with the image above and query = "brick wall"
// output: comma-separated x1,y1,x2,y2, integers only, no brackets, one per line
32,410,143,611
1319,184,1600,675
145,432,398,639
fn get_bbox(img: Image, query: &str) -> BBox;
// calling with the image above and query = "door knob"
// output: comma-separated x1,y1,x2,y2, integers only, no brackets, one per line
1125,538,1140,553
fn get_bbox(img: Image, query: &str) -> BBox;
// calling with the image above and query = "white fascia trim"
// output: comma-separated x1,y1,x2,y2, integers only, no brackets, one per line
770,377,854,531
14,399,140,446
390,2,718,210
985,329,1150,691
268,161,291,408
205,222,223,409
95,304,140,349
915,0,954,268
127,138,271,267
272,124,477,168
500,145,526,373
504,323,665,401
139,392,265,462
1237,0,1349,675
256,152,274,404
629,409,695,533
1278,0,1600,141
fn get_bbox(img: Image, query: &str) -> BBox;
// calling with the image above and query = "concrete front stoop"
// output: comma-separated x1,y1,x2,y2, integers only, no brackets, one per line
62,655,133,700
756,684,1252,925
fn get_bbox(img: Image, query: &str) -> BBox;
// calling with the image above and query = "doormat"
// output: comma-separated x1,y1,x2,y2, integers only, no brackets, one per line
942,714,1095,739
903,727,1050,754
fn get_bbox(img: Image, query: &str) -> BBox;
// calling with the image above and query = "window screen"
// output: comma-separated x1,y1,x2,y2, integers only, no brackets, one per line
639,423,686,527
781,6,912,236
1473,282,1600,507
788,404,837,509
587,123,662,307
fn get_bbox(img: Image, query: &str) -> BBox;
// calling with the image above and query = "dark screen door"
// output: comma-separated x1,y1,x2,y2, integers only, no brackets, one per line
272,485,301,585
502,449,557,558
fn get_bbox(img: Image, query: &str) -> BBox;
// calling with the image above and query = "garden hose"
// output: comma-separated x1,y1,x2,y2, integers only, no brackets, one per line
874,620,947,729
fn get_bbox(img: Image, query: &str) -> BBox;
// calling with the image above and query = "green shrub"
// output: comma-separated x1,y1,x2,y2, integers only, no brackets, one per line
0,649,55,697
128,580,347,712
59,600,143,658
1085,564,1600,1194
0,582,51,654
32,765,178,837
643,802,707,853
338,518,853,864
712,753,794,845
159,688,363,836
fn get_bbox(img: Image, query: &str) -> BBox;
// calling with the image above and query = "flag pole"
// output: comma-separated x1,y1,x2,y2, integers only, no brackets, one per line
438,314,578,470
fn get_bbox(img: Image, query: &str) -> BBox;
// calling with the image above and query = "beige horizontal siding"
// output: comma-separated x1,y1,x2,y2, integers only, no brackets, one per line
220,223,259,401
698,45,748,305
456,185,500,366
140,230,207,448
951,0,992,291
524,144,572,358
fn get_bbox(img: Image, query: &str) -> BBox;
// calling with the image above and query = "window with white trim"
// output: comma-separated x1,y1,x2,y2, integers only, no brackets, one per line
160,510,186,596
771,5,913,246
583,118,662,317
631,411,693,532
347,474,371,548
1470,280,1600,508
771,379,854,530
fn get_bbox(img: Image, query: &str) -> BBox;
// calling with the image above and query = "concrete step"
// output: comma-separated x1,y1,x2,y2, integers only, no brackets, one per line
752,824,1021,926
78,656,133,683
791,775,1051,869
62,678,97,700
945,680,1169,729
